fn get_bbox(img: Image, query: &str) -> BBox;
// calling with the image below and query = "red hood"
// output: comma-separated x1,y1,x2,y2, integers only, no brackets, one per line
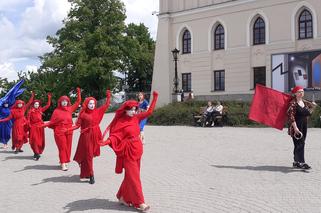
57,96,71,109
12,100,25,109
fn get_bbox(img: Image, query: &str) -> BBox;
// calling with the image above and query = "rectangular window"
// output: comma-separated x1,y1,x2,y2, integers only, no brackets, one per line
182,73,191,92
253,67,266,87
214,70,225,91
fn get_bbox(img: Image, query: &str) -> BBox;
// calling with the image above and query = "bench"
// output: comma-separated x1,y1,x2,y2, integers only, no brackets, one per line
193,106,228,127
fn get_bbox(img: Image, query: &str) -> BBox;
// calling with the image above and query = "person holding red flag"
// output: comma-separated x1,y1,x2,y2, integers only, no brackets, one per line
28,93,52,160
70,90,111,184
287,86,317,170
0,92,34,153
43,88,81,171
100,91,158,212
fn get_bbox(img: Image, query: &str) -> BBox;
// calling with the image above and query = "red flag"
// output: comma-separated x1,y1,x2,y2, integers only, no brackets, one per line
248,84,292,130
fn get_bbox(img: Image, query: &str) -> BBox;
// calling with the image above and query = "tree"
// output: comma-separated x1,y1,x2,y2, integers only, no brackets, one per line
40,0,127,99
121,23,155,93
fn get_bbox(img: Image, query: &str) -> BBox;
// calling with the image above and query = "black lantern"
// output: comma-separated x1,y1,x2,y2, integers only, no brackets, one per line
171,48,180,93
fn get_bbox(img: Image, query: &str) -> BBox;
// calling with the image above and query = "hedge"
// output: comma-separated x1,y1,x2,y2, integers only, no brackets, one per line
148,100,321,128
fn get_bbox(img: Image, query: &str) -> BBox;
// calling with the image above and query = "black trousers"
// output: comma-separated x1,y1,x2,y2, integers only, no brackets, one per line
292,123,307,163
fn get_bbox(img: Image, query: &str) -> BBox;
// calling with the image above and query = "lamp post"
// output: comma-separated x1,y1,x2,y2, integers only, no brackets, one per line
171,48,180,94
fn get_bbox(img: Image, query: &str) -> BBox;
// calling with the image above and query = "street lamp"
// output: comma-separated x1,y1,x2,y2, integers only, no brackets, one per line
171,48,180,94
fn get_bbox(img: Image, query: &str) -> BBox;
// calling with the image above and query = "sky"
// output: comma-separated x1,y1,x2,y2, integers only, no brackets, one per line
0,0,159,82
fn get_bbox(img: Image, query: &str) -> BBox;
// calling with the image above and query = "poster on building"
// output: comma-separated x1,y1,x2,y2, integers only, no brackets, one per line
272,50,321,92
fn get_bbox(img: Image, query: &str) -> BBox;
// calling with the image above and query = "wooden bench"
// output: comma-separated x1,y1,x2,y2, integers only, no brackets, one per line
193,106,228,127
192,107,207,126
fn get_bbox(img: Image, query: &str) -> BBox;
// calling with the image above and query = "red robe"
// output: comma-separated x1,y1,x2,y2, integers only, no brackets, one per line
27,96,51,155
73,96,110,178
48,91,81,163
0,93,34,150
106,93,158,208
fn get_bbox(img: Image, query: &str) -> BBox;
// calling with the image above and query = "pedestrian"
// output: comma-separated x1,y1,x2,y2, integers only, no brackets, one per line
0,91,34,153
71,90,111,184
43,88,81,171
100,91,158,212
27,93,51,160
287,86,317,169
137,92,149,144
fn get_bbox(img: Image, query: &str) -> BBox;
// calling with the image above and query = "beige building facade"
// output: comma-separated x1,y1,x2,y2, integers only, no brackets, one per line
152,0,321,106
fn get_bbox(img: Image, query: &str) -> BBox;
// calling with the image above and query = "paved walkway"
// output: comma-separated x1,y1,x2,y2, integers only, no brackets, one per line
1,113,321,213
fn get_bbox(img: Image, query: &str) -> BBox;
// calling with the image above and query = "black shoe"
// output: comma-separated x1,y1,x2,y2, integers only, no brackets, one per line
14,150,18,154
292,162,300,168
299,163,311,170
18,149,23,152
35,154,41,161
89,176,95,184
33,154,37,159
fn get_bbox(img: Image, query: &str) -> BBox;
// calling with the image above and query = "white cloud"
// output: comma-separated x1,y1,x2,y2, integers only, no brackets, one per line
122,0,159,39
0,62,18,81
24,65,38,72
0,0,159,81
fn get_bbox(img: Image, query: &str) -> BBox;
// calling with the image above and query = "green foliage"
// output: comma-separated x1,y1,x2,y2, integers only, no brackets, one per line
40,0,127,100
121,23,155,92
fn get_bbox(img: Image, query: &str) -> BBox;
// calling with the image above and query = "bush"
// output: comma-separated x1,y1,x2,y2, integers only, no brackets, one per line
149,100,321,128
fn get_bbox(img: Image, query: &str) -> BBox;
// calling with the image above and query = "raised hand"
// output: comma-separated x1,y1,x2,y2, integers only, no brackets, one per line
152,91,159,97
106,90,111,99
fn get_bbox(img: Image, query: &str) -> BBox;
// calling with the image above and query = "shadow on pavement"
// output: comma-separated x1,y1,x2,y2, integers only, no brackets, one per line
63,199,136,213
0,150,15,154
15,165,60,172
32,175,82,186
2,155,33,161
211,165,309,174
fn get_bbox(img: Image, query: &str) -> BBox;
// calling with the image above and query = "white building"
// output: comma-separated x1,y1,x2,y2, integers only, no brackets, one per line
152,0,321,106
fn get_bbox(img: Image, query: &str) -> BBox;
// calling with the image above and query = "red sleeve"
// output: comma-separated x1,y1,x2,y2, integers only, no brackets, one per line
97,96,111,122
25,92,35,110
135,94,158,121
70,89,81,112
42,95,52,112
48,110,59,129
0,114,13,122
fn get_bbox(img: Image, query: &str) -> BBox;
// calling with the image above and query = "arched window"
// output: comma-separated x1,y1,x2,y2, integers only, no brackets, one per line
182,30,191,54
214,24,225,50
298,9,313,39
253,17,265,45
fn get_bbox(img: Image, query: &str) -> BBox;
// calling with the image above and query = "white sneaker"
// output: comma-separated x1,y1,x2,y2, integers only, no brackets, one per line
61,163,68,171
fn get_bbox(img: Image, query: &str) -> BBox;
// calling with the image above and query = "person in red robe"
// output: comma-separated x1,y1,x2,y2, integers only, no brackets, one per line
43,88,81,171
100,91,158,212
70,90,111,184
27,93,52,160
0,92,34,153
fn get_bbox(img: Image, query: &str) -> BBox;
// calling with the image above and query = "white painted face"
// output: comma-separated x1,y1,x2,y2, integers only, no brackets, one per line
126,107,136,117
61,100,68,107
3,103,8,108
87,100,95,110
17,103,23,108
34,102,40,109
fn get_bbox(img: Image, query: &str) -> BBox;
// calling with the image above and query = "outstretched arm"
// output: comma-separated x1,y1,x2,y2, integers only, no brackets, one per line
0,114,13,123
25,91,35,109
97,90,111,119
136,91,158,121
70,87,81,112
42,93,52,112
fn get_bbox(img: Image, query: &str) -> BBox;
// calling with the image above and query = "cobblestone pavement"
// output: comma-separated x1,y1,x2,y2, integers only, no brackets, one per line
1,113,321,213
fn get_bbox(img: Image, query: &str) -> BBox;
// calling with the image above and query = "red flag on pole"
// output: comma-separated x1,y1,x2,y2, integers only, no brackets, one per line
248,84,292,130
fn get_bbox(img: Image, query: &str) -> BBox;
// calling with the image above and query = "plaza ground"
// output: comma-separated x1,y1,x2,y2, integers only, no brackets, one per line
1,113,321,213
